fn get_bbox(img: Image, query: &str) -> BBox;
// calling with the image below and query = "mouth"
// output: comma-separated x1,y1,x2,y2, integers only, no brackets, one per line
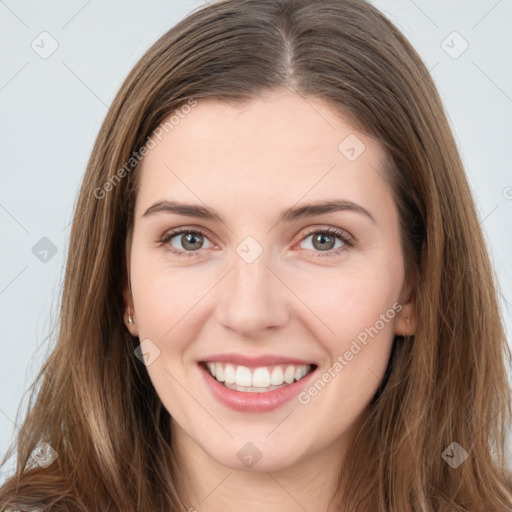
199,361,318,393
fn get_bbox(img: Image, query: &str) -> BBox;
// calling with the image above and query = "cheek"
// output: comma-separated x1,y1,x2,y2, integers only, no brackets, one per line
129,262,220,402
129,262,207,419
130,239,207,332
287,262,402,344
295,270,400,415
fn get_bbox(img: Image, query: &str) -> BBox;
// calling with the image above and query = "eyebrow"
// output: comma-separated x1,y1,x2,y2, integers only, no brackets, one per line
142,199,376,224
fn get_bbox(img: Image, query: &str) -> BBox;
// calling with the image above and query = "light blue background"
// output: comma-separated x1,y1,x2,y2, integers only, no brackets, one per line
1,0,511,480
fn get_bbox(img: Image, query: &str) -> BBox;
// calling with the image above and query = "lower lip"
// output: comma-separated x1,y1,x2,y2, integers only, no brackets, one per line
199,363,317,413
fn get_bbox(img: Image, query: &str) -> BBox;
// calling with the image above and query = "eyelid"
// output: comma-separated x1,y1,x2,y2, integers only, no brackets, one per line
160,226,217,246
299,225,353,245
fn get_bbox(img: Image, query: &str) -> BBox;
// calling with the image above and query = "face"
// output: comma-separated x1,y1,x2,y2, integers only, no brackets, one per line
124,90,416,472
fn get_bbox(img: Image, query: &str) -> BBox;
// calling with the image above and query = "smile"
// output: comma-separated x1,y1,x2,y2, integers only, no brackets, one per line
198,359,318,413
202,361,316,392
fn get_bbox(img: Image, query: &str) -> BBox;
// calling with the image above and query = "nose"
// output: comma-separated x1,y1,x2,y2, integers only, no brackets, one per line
216,246,290,338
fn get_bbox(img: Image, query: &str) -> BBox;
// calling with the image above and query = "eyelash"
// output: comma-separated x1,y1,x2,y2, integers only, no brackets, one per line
159,226,354,258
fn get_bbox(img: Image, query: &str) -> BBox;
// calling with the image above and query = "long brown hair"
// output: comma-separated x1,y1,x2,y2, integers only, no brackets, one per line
1,0,511,510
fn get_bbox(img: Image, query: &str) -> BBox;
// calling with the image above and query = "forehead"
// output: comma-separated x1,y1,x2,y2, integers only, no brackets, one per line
134,92,391,217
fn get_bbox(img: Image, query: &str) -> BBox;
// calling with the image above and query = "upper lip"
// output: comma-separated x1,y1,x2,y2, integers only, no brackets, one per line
199,353,317,368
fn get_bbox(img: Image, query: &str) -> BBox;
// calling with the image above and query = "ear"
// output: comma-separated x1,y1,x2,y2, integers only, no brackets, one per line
123,283,139,337
394,276,417,337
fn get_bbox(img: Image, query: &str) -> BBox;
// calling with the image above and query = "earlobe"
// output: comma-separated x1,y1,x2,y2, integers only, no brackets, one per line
123,284,138,336
395,279,417,336
124,313,138,337
394,307,416,337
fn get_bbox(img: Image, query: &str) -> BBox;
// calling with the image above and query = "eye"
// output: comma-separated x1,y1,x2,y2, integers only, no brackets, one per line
160,228,213,257
297,227,353,257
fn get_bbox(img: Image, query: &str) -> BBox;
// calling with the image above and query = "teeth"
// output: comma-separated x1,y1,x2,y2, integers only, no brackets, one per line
224,382,289,393
253,367,270,387
270,366,284,385
224,364,236,384
204,362,313,389
214,362,225,382
284,365,295,384
235,366,252,387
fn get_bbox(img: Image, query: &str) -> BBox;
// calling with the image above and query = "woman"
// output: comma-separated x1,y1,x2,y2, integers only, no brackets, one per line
1,0,511,511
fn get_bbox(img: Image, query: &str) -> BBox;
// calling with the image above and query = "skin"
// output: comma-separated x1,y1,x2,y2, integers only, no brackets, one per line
123,89,417,512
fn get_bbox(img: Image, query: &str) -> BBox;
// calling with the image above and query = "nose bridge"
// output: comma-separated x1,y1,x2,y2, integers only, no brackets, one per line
216,237,289,336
